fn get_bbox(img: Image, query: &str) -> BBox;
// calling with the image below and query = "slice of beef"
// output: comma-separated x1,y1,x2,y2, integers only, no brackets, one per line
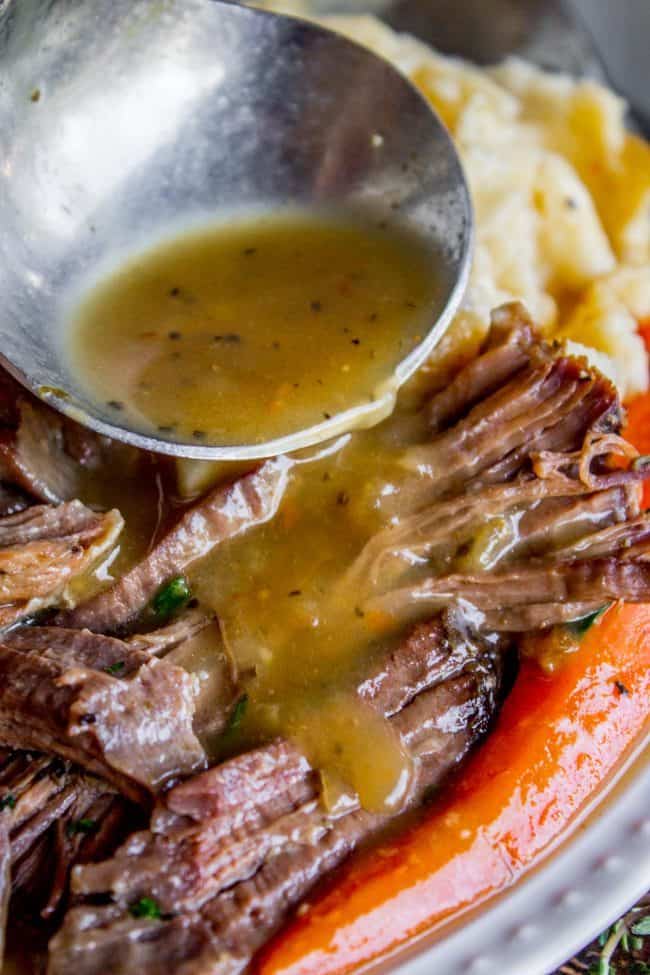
346,473,642,596
60,456,292,634
0,394,89,505
425,301,536,434
0,627,207,802
48,614,502,975
385,305,620,523
0,750,139,922
403,354,618,510
0,368,141,505
371,557,650,630
0,501,123,628
125,609,212,655
126,609,240,743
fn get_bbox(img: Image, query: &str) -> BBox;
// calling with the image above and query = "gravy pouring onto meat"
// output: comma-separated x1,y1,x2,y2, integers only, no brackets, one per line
2,302,650,975
68,211,439,447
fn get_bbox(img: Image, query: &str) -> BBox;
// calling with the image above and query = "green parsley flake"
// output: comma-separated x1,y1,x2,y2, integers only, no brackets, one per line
130,896,162,920
66,818,97,838
566,603,611,638
151,576,191,621
104,660,125,675
225,693,248,734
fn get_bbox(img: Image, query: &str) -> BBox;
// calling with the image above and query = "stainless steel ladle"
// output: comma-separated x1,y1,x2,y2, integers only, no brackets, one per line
0,0,472,460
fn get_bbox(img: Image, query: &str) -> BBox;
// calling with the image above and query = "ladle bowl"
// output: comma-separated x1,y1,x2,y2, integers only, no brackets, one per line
0,0,472,459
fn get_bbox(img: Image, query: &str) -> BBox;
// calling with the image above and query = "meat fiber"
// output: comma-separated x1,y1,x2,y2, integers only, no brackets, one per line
0,749,139,921
0,501,122,628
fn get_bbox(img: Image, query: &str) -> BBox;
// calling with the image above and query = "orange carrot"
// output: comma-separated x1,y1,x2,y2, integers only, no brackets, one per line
258,603,650,975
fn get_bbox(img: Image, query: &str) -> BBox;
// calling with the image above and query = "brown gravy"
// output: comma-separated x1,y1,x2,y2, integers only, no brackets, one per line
68,211,438,447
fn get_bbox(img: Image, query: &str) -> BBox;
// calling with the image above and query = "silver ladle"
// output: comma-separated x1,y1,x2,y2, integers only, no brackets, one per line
0,0,472,460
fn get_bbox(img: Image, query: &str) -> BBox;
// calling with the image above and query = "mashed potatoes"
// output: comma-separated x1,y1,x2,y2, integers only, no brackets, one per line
311,13,650,400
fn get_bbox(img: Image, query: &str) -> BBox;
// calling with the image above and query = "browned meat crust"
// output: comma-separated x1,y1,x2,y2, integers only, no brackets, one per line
0,750,138,923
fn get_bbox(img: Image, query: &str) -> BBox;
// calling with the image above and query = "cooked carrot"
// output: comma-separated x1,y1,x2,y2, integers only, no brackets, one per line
258,602,650,975
639,318,650,349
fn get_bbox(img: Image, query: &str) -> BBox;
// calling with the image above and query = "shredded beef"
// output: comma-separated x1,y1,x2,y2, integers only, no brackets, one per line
126,609,212,655
0,369,138,505
425,304,536,433
0,750,139,922
60,457,292,633
48,614,501,975
0,627,206,801
0,501,123,628
354,304,650,631
0,807,8,965
0,301,648,974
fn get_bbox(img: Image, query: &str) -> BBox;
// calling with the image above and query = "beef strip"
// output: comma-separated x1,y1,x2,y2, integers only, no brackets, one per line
346,474,642,596
0,626,207,802
0,750,139,921
386,305,620,523
125,609,241,742
372,557,650,629
48,614,502,975
425,302,536,433
126,609,212,655
0,501,123,628
60,456,292,633
403,355,617,509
